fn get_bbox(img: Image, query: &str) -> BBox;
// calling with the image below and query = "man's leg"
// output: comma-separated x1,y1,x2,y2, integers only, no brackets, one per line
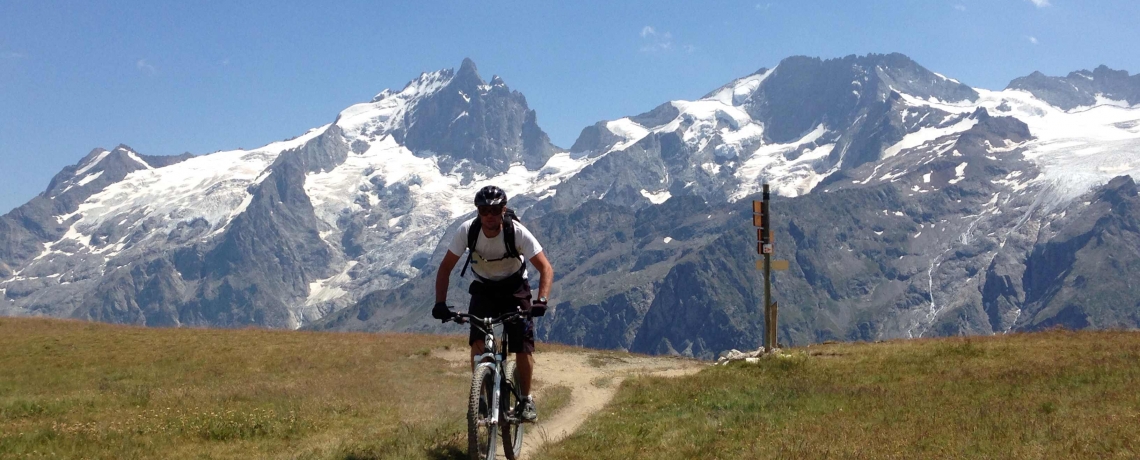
516,352,533,396
512,317,538,422
470,340,485,371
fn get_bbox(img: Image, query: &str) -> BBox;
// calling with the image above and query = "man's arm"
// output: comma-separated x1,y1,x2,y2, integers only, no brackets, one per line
528,251,554,300
436,251,462,304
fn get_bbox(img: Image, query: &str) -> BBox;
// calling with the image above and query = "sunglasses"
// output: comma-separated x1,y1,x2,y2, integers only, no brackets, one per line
478,205,504,216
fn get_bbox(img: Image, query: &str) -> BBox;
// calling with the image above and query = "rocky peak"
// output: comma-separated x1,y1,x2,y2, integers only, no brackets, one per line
1096,175,1139,208
1079,65,1132,83
749,53,977,144
452,57,483,91
77,147,109,165
458,57,479,77
400,59,558,172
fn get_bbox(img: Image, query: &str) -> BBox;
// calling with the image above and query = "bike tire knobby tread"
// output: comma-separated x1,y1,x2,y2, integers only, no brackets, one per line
468,364,497,460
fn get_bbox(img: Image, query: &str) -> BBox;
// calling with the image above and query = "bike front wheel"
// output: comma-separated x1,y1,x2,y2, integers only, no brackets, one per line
468,364,498,460
500,360,524,460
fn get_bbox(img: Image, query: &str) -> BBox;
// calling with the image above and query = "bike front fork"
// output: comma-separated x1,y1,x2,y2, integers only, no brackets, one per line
477,362,502,427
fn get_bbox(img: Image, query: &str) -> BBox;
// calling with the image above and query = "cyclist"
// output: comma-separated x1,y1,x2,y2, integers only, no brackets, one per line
432,185,553,422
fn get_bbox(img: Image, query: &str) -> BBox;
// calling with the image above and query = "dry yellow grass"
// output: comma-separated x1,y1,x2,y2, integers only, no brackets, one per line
539,329,1140,460
0,317,476,459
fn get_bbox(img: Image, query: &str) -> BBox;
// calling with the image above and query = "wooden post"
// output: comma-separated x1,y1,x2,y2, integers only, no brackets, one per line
762,184,772,351
769,302,778,351
754,184,778,352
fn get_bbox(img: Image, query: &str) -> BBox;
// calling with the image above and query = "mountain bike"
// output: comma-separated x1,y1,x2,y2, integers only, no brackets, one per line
446,310,527,460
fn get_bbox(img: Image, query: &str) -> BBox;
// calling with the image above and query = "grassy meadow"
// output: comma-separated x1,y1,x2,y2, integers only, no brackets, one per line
540,329,1140,460
0,317,568,459
4,317,1139,459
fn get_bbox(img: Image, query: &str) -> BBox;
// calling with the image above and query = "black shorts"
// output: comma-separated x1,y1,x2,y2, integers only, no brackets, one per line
467,274,535,354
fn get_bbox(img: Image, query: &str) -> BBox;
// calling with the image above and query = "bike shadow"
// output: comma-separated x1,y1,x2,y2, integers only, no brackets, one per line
424,445,467,460
335,446,465,459
338,446,465,460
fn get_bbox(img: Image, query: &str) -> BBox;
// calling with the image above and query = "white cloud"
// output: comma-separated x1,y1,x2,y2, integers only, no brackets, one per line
639,26,674,52
1,51,24,59
953,4,967,11
755,3,772,11
136,59,157,74
1026,0,1050,7
1027,36,1039,45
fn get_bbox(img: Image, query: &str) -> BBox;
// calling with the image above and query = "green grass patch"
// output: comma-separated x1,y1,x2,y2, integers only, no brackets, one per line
538,330,1140,460
538,384,573,421
585,351,630,368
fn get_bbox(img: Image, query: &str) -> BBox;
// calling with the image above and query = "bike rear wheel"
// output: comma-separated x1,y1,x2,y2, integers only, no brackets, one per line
468,364,498,460
500,360,524,460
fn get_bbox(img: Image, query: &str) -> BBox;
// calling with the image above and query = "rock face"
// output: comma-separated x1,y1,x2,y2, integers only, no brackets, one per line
1015,176,1140,330
6,55,1140,360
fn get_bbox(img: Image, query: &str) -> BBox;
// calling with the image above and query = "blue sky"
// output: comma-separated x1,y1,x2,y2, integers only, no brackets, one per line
2,0,1137,214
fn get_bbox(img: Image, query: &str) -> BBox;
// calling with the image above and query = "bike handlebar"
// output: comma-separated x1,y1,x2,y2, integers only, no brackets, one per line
446,310,525,326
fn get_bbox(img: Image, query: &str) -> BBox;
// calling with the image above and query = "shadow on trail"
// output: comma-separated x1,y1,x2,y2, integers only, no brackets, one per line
425,445,467,460
337,445,465,460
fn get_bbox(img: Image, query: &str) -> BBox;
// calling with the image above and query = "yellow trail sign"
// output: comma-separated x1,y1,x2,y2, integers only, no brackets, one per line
757,259,790,271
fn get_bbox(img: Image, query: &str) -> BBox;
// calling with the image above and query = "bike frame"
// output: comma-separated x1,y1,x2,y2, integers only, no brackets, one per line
456,311,523,428
474,318,505,427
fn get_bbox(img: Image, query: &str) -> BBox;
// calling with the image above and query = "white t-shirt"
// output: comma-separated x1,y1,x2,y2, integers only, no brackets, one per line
447,219,544,281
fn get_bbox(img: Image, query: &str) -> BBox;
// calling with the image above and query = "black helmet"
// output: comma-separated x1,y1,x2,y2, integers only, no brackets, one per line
474,185,508,207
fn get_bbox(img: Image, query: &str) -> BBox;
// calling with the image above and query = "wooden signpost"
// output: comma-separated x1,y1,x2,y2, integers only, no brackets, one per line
753,183,787,352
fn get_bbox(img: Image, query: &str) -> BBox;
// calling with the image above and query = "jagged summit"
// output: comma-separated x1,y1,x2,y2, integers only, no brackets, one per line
346,58,558,173
455,57,481,83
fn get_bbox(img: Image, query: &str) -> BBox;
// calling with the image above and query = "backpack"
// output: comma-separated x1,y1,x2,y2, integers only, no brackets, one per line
459,208,522,278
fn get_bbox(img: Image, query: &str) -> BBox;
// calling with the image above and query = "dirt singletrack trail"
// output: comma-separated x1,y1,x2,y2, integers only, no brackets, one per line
433,348,705,458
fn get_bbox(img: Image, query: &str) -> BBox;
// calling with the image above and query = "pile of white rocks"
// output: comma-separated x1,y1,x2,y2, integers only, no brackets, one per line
716,347,782,365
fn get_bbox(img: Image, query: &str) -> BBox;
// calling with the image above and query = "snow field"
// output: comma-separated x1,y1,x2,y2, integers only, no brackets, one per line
896,88,1140,203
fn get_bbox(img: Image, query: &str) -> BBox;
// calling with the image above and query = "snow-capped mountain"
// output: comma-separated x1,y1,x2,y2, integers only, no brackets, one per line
553,54,1139,206
314,54,1140,357
1008,64,1140,110
1,58,585,328
4,54,1140,358
555,54,981,206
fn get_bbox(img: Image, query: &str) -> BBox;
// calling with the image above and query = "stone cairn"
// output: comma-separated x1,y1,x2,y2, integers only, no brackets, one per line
716,347,783,365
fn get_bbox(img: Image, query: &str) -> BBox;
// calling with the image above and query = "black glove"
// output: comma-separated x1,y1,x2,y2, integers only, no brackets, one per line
530,299,548,317
432,302,454,322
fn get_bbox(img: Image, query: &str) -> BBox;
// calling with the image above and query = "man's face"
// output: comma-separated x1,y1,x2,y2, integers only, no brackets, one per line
478,205,504,229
